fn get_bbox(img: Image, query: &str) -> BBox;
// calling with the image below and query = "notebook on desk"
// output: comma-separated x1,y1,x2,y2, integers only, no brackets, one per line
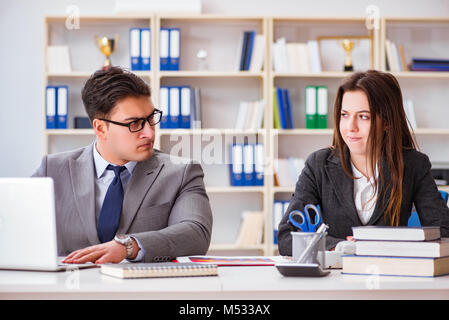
0,178,97,271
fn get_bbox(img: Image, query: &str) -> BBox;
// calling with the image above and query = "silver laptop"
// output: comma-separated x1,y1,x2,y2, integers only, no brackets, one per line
0,177,97,271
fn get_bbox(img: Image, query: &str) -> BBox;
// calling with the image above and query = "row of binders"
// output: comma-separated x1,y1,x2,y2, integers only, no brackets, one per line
272,200,289,244
45,86,68,129
273,87,294,129
305,85,328,129
229,143,264,186
129,27,180,71
272,38,321,73
385,39,407,72
236,30,265,72
159,86,201,129
129,28,151,71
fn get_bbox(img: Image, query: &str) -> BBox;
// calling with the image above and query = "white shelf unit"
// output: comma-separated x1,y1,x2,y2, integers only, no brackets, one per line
267,17,380,254
381,17,449,163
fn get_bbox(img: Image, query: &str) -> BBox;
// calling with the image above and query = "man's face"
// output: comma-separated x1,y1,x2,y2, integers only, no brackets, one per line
97,96,156,165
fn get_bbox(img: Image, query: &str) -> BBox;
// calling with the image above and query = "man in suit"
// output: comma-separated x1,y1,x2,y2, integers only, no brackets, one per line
33,67,213,264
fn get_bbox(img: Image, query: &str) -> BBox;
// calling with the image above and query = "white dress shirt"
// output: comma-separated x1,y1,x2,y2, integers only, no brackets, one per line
93,143,146,261
351,162,378,225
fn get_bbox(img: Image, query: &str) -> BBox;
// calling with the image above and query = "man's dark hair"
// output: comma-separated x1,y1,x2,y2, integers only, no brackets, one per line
81,66,151,122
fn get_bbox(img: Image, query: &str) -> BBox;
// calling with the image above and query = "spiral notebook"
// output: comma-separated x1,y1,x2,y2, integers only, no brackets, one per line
100,262,218,279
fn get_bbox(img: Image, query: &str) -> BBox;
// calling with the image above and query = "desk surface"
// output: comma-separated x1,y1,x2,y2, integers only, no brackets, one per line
1,266,449,299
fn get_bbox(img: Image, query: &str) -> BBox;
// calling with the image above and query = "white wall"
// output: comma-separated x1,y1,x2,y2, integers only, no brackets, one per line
1,0,449,177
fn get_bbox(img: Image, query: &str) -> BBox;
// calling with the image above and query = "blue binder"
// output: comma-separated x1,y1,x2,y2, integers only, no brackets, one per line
56,86,68,129
159,28,170,71
129,28,141,70
254,143,264,186
169,86,180,128
159,86,170,129
230,144,244,186
180,86,191,129
243,144,255,186
276,87,287,129
140,28,151,71
169,28,180,71
45,86,57,129
283,89,294,129
239,32,250,71
244,31,256,71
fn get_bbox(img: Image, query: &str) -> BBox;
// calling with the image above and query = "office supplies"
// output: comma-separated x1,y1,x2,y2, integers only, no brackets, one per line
129,28,141,70
56,85,68,129
254,143,264,186
100,262,218,279
352,226,440,241
243,144,255,185
169,28,180,70
295,223,328,263
46,86,57,129
0,178,97,271
288,204,322,232
140,27,151,70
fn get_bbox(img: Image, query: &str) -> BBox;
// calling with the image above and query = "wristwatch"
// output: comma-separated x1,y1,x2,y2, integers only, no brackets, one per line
114,234,133,259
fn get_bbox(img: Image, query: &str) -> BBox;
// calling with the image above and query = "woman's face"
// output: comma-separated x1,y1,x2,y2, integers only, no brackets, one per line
339,90,371,159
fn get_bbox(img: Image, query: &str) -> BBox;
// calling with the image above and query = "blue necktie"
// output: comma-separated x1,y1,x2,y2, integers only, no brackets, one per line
97,165,126,243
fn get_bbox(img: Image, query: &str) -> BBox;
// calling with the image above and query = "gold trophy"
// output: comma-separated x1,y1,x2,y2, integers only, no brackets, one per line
95,35,119,69
341,39,355,72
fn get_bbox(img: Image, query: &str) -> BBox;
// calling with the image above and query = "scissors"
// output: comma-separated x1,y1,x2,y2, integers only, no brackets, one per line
288,204,322,232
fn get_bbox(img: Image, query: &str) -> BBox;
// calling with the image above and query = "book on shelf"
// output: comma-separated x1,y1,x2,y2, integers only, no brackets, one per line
272,201,290,244
355,238,449,258
236,30,259,71
385,39,408,72
342,255,449,277
235,211,264,247
352,226,441,241
47,46,72,73
411,58,449,72
272,39,320,73
403,98,417,129
273,87,293,129
234,99,265,130
273,158,304,187
100,262,218,279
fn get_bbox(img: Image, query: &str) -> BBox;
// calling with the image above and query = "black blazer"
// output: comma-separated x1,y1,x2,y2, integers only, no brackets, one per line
277,147,449,255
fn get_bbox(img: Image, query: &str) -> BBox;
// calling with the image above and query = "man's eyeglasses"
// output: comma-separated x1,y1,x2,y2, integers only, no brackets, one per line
98,109,163,133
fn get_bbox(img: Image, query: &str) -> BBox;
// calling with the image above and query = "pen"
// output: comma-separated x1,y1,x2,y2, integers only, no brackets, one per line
295,223,328,264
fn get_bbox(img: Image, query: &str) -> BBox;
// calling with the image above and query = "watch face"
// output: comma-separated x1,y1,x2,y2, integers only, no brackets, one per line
116,234,127,240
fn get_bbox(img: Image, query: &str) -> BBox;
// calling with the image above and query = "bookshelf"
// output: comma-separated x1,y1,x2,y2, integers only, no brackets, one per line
43,14,448,256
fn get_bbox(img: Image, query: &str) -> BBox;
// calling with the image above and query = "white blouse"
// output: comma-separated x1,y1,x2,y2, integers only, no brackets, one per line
351,163,378,225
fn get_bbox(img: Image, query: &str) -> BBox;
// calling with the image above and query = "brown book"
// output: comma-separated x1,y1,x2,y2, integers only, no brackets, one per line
398,44,408,71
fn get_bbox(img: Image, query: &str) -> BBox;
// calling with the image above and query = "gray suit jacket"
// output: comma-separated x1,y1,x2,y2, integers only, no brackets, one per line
278,147,449,255
32,143,213,262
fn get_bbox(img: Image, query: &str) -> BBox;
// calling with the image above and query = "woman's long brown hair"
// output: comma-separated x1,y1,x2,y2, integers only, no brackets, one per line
332,70,417,226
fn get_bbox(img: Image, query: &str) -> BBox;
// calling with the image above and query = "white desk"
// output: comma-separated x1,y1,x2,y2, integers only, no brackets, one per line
1,266,449,299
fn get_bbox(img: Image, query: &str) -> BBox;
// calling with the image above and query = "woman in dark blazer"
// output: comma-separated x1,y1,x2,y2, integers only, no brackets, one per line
277,70,449,255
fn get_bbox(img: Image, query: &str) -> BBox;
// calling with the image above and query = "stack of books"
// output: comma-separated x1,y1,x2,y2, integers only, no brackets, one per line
342,226,449,277
273,87,294,129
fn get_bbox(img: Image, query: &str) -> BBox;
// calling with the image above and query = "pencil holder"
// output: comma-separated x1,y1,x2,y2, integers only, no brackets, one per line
291,231,326,266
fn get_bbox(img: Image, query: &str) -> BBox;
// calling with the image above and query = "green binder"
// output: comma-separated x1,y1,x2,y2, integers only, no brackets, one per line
305,86,317,129
316,86,328,129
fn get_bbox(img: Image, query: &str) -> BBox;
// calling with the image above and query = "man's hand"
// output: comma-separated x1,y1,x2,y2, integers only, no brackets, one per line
63,241,128,264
